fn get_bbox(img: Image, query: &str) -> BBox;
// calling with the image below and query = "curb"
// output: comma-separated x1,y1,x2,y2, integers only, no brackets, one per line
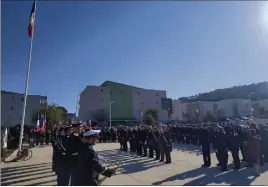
1,149,18,164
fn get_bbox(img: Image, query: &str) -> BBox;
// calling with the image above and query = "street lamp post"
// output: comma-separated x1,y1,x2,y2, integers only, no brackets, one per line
141,111,143,125
109,101,113,128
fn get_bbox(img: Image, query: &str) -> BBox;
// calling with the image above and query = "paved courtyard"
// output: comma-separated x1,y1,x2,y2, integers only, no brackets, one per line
1,143,268,186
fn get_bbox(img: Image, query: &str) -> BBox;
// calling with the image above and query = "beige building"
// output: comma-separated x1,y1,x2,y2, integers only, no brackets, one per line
78,81,169,122
216,99,252,118
181,99,253,121
78,86,111,122
185,101,216,121
171,99,187,121
252,99,268,118
1,91,47,127
132,87,168,121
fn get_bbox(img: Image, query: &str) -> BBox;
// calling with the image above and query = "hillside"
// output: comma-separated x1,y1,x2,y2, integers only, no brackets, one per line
179,82,268,103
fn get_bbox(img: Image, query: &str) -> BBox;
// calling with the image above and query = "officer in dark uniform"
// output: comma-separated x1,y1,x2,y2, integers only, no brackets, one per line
162,125,172,163
215,126,228,171
227,125,240,170
147,126,154,158
51,126,60,173
198,125,211,167
40,130,45,145
117,126,123,150
141,126,148,157
158,126,171,164
128,127,136,153
122,127,128,152
69,122,83,185
136,126,142,156
110,127,117,142
53,125,71,186
77,129,115,186
152,127,160,160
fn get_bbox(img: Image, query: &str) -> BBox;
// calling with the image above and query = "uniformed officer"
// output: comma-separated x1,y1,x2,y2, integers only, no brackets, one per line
53,125,71,186
76,129,115,186
226,125,240,170
215,126,228,171
122,127,128,152
69,122,83,185
198,125,211,167
146,126,154,158
162,125,172,163
152,127,160,160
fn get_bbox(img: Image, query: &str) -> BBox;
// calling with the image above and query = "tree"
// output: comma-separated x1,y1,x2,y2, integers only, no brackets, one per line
143,108,158,121
143,114,155,126
32,104,67,128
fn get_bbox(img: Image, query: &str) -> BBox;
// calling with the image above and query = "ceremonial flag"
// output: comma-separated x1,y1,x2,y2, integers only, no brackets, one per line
28,0,36,37
19,0,38,151
42,116,46,130
36,114,41,132
88,120,92,129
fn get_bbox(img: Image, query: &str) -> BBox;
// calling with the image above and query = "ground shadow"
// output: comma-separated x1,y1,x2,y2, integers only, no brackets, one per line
172,143,216,156
1,162,56,186
97,149,167,175
152,162,268,186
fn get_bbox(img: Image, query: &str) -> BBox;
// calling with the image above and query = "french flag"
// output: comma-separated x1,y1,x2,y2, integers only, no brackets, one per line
39,115,45,130
35,116,41,132
42,117,46,130
28,0,36,37
88,120,92,129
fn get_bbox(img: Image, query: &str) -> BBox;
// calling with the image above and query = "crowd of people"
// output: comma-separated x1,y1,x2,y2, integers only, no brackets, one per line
97,122,268,176
50,121,268,186
27,128,52,146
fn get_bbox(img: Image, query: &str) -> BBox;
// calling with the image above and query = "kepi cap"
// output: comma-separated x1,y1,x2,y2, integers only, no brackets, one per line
83,129,101,137
71,122,82,128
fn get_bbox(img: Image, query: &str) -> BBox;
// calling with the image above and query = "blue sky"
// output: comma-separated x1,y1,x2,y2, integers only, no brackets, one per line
2,1,268,113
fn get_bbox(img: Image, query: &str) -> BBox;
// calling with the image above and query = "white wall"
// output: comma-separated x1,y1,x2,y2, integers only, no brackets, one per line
1,91,47,127
258,99,268,110
237,99,253,117
216,99,235,117
78,86,110,121
216,99,252,118
172,99,186,120
132,88,168,121
199,101,215,118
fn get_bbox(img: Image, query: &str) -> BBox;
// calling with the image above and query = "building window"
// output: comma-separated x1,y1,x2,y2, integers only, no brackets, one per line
110,92,112,95
141,103,143,105
156,102,158,104
120,90,124,93
101,100,103,102
10,106,14,111
101,89,103,92
21,98,24,102
156,93,159,96
137,92,140,95
101,109,104,112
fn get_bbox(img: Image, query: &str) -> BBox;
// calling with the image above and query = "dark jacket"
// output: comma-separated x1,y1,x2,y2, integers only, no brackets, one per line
244,135,261,164
77,142,111,186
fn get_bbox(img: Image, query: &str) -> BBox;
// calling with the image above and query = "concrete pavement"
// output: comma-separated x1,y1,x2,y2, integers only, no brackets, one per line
1,143,268,186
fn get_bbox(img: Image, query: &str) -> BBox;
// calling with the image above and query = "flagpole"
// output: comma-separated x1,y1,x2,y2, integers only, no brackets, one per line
18,0,37,151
